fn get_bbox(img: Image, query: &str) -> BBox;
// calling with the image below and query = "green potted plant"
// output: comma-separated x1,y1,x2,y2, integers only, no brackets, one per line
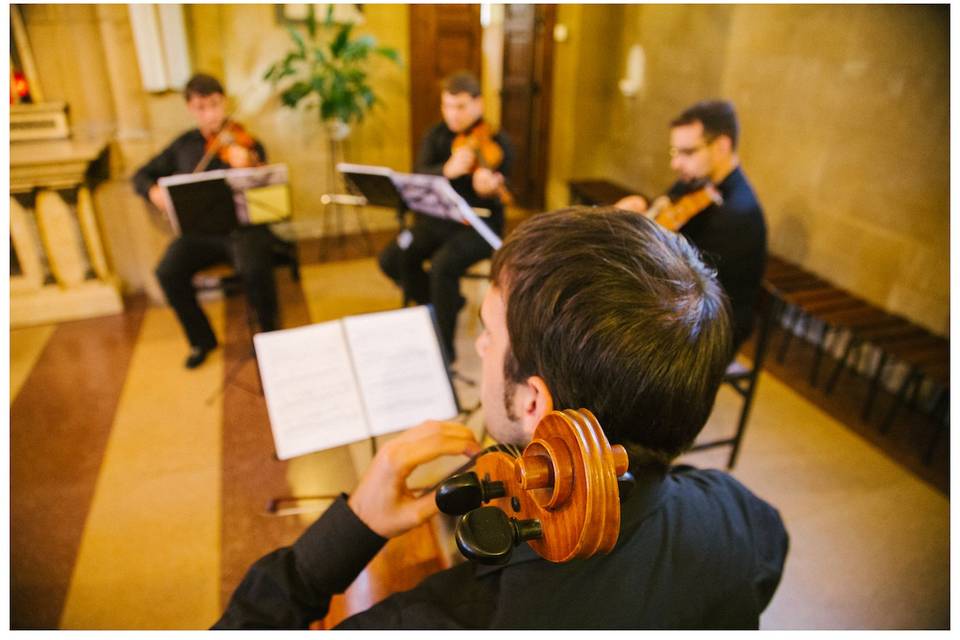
264,6,400,140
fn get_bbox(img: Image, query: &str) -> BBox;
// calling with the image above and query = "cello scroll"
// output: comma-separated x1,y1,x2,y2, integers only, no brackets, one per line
436,408,631,565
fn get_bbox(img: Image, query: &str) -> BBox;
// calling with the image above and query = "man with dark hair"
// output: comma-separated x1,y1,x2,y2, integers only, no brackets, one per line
617,99,767,352
133,73,278,369
378,70,514,363
216,208,788,629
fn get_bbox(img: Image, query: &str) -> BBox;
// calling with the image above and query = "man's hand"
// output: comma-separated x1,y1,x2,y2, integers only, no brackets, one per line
614,194,650,214
148,184,168,213
443,148,475,179
472,168,504,197
348,421,482,539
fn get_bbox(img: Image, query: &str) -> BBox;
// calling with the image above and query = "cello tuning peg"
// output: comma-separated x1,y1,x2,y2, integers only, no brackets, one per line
617,470,636,502
436,472,506,515
455,506,542,565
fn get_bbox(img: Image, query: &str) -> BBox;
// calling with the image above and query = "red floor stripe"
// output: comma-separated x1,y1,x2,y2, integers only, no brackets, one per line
10,297,147,629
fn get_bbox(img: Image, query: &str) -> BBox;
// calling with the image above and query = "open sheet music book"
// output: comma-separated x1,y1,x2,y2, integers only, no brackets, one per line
157,163,291,235
253,305,460,460
336,162,502,250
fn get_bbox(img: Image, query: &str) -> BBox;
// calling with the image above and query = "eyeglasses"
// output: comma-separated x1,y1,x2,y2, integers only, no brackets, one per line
668,137,715,159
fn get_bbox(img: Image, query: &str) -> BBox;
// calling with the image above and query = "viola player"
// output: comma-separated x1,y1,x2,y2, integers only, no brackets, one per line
133,73,279,369
378,71,515,364
617,100,767,351
216,208,788,629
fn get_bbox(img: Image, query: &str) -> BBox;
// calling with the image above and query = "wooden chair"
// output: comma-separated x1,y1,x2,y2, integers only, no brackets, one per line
193,237,300,400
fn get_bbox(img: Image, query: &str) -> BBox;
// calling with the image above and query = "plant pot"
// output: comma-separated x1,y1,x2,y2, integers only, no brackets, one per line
325,119,351,141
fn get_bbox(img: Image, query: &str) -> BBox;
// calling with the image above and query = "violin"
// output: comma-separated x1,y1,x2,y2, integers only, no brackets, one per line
194,119,261,173
644,183,724,232
451,120,514,206
436,408,631,564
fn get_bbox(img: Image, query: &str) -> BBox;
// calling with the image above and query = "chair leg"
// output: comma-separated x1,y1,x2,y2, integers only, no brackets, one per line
776,306,799,363
778,309,807,364
726,380,759,470
862,351,888,421
825,337,858,394
879,367,919,434
809,320,830,387
923,387,949,466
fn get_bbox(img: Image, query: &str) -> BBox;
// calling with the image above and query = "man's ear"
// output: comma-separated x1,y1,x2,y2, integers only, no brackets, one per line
714,134,733,155
516,375,554,441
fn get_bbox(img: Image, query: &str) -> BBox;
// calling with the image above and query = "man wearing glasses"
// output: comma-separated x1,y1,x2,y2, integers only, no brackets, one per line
616,100,767,352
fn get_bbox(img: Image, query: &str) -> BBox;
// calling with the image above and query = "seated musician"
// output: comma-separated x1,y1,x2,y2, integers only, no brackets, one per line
215,207,788,629
132,73,279,369
378,71,514,363
616,100,767,352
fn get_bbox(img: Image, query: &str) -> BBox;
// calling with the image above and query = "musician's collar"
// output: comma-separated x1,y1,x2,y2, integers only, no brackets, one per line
709,156,739,185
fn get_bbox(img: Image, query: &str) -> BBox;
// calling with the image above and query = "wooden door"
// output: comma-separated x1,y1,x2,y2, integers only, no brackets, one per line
500,4,556,209
408,4,482,168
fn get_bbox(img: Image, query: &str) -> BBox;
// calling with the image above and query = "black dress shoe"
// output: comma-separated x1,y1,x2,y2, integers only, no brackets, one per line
185,345,215,369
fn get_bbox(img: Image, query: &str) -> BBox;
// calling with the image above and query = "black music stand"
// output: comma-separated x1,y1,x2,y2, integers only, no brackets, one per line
339,166,408,230
160,177,239,236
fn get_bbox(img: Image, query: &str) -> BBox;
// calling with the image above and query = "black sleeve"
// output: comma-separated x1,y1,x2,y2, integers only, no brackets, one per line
212,495,387,630
415,125,447,176
254,139,267,164
132,140,181,200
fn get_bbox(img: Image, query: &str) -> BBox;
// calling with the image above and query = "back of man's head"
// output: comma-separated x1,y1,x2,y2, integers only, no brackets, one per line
442,71,482,97
491,207,733,467
184,73,225,101
672,99,739,151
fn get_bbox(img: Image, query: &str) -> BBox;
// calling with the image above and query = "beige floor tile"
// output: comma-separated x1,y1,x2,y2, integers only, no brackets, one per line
683,369,949,629
60,302,225,630
10,324,56,402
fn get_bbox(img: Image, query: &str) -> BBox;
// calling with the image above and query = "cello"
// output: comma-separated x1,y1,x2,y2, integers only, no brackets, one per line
321,408,631,626
436,408,631,564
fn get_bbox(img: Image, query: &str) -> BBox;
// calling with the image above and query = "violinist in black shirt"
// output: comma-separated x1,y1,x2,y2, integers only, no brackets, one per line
617,100,767,352
133,73,277,369
378,71,514,363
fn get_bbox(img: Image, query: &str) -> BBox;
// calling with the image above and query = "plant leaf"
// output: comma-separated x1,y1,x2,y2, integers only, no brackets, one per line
306,5,316,40
376,46,400,63
281,81,312,107
330,22,353,57
286,24,306,57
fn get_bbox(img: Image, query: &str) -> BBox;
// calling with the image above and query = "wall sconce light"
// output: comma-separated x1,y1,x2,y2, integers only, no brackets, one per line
618,44,646,98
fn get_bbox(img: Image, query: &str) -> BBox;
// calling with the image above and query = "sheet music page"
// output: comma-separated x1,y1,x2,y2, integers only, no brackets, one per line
343,306,459,437
434,179,503,250
390,172,465,223
254,322,370,459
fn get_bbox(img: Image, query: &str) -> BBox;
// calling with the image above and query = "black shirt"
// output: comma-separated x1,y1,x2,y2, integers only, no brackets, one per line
214,464,788,629
414,121,514,224
132,128,268,200
669,167,767,350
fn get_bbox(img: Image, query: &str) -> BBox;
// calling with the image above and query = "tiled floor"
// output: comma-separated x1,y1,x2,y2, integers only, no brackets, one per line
9,257,950,629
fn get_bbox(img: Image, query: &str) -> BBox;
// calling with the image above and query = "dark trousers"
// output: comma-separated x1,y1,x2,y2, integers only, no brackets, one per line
155,226,279,349
378,214,500,362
